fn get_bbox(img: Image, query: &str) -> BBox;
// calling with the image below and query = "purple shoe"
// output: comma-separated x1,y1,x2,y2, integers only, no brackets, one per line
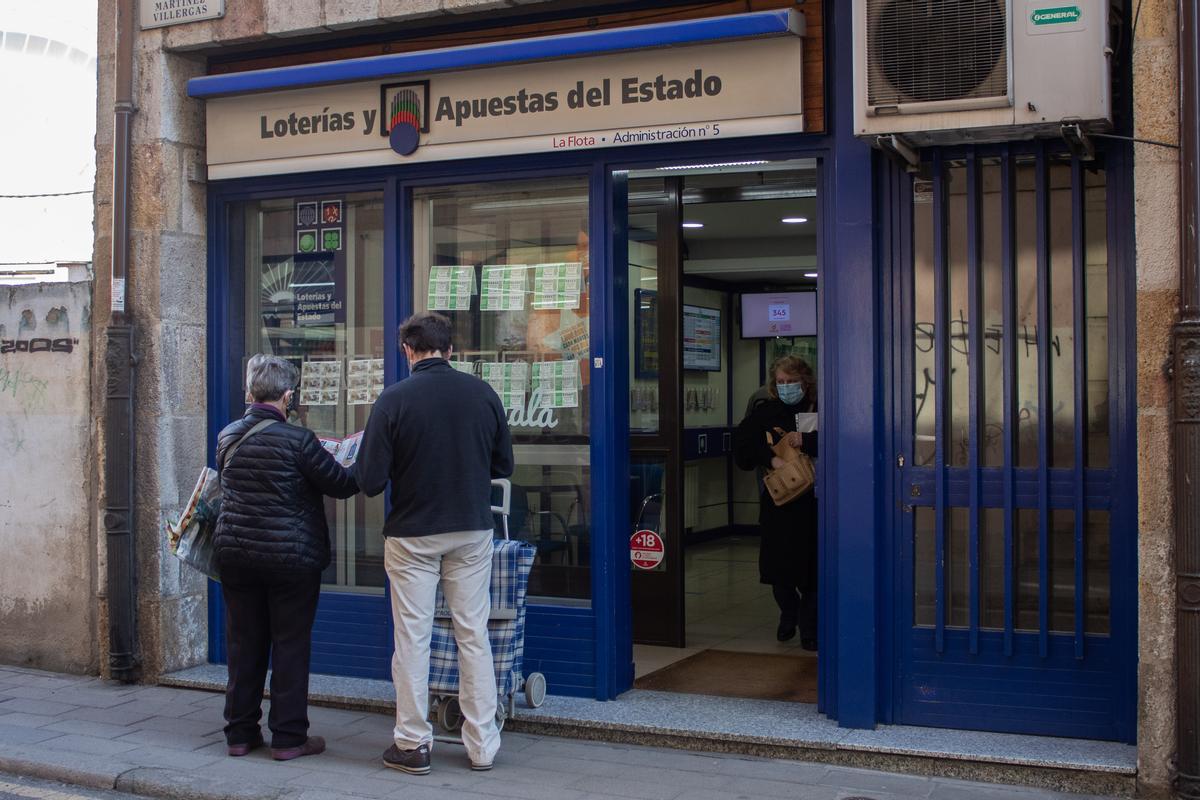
227,734,264,757
271,736,326,761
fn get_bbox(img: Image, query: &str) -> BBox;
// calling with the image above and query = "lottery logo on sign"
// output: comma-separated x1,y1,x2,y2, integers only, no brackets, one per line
296,202,318,227
630,529,664,570
768,302,790,322
321,200,342,225
381,80,431,157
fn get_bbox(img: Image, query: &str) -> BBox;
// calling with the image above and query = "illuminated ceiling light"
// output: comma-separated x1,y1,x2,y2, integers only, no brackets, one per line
656,160,769,171
781,217,808,224
804,272,818,279
681,222,704,229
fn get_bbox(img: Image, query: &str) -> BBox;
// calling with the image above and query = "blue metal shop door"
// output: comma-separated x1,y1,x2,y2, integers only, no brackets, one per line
890,143,1136,742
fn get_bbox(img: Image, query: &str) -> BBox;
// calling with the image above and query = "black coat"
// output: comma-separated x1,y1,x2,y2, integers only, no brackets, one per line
353,358,514,538
214,405,358,573
733,396,818,588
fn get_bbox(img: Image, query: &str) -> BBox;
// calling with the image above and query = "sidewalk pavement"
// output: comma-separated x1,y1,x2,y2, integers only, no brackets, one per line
0,665,1119,800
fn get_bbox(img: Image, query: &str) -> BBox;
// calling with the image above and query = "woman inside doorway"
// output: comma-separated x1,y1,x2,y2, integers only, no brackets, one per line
734,356,818,651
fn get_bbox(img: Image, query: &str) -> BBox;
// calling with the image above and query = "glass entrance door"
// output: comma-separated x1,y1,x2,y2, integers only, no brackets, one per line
624,175,685,647
893,145,1133,741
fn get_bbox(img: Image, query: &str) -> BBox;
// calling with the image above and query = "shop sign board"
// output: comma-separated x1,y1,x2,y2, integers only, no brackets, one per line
140,0,225,29
205,36,804,179
631,530,665,571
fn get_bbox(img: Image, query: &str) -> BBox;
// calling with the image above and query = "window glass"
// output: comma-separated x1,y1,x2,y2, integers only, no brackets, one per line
980,159,1004,466
1048,159,1075,468
913,178,937,466
629,178,664,434
413,177,592,601
914,507,936,627
1085,168,1110,467
234,191,386,592
947,163,970,466
1014,158,1040,468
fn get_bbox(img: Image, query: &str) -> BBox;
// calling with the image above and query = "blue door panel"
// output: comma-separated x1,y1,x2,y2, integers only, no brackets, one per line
212,587,598,696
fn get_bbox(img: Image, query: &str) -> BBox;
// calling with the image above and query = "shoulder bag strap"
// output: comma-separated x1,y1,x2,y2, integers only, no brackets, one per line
219,419,278,475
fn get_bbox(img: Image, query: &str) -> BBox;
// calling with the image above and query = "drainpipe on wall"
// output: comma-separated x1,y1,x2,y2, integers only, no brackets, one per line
104,0,139,683
1176,0,1200,796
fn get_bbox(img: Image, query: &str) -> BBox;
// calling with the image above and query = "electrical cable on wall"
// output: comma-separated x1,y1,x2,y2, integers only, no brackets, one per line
0,190,92,198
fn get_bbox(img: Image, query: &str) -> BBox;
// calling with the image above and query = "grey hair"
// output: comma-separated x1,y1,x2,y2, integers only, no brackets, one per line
245,354,298,403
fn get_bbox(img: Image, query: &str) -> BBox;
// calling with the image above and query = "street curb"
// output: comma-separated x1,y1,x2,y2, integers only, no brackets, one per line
0,748,134,792
0,746,286,800
114,767,284,800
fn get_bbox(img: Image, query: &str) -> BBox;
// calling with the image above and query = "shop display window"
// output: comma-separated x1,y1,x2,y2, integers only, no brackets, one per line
232,192,387,592
412,177,592,601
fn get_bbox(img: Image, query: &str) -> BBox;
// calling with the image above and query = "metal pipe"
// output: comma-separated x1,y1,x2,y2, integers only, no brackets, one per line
1175,0,1200,795
104,0,139,683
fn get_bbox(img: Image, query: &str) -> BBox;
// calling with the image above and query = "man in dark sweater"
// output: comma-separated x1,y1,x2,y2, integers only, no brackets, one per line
354,312,513,776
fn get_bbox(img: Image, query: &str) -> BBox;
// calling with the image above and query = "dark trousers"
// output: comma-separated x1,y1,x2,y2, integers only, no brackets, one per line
220,565,321,748
772,582,818,641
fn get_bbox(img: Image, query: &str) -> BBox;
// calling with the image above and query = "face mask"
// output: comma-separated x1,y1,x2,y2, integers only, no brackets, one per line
777,382,805,406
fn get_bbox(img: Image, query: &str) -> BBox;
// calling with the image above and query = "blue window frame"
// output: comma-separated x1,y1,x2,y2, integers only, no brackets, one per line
204,133,850,704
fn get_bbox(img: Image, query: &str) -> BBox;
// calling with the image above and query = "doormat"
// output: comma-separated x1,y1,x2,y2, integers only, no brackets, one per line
633,649,817,704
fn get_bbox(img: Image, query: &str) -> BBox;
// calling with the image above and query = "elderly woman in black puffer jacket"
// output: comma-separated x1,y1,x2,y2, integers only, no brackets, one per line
214,354,358,762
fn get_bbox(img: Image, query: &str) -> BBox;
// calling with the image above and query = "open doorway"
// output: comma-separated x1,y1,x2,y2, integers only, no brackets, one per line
626,160,820,704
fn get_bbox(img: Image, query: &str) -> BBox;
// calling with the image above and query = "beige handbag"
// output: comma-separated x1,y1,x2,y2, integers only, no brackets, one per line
763,427,815,507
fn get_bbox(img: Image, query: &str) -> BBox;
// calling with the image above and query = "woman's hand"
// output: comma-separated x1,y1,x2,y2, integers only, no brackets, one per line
783,432,803,449
771,456,788,470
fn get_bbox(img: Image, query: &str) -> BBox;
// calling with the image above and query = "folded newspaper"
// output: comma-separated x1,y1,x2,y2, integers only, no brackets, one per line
318,430,364,467
165,467,222,581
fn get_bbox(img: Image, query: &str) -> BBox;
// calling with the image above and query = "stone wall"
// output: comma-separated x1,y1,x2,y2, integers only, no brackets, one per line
0,281,96,674
92,0,565,679
1132,0,1180,795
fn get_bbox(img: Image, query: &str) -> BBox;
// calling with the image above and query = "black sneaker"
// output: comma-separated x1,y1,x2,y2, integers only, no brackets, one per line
776,620,797,642
382,743,431,775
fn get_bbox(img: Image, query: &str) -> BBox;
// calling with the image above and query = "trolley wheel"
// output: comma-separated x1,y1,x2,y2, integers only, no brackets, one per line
495,702,507,732
524,672,547,709
438,696,463,732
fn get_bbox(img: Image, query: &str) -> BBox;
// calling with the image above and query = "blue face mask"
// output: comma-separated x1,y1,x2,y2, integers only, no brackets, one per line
777,382,805,406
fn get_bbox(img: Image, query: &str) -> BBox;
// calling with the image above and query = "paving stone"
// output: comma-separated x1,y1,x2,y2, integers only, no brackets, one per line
116,727,222,751
43,718,138,739
132,714,225,737
115,766,284,800
41,689,150,709
0,743,136,791
819,767,935,796
68,705,157,726
39,734,142,756
0,698,82,717
568,775,687,800
0,723,68,746
0,712,59,728
472,778,591,800
288,769,406,799
0,686,55,700
113,743,225,771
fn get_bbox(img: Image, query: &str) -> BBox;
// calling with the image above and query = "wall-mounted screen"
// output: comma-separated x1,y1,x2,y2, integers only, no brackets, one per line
682,304,721,371
740,291,816,338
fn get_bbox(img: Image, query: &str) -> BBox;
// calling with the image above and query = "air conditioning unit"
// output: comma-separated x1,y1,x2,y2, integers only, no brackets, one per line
854,0,1112,146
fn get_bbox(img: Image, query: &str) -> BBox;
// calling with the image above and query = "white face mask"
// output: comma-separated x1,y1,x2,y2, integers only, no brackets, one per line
777,382,805,406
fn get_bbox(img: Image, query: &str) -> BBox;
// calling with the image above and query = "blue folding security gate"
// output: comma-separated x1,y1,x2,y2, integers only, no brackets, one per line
888,142,1136,742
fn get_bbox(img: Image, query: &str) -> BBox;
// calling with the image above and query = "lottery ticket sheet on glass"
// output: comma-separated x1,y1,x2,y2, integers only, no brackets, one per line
300,359,342,406
480,264,528,311
480,361,529,412
427,265,476,311
532,358,580,408
532,262,582,310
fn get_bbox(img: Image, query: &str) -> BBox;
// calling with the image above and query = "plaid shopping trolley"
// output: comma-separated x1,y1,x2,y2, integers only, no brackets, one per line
429,479,546,738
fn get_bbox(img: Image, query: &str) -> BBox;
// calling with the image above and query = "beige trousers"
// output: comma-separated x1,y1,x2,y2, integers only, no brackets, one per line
384,531,500,765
